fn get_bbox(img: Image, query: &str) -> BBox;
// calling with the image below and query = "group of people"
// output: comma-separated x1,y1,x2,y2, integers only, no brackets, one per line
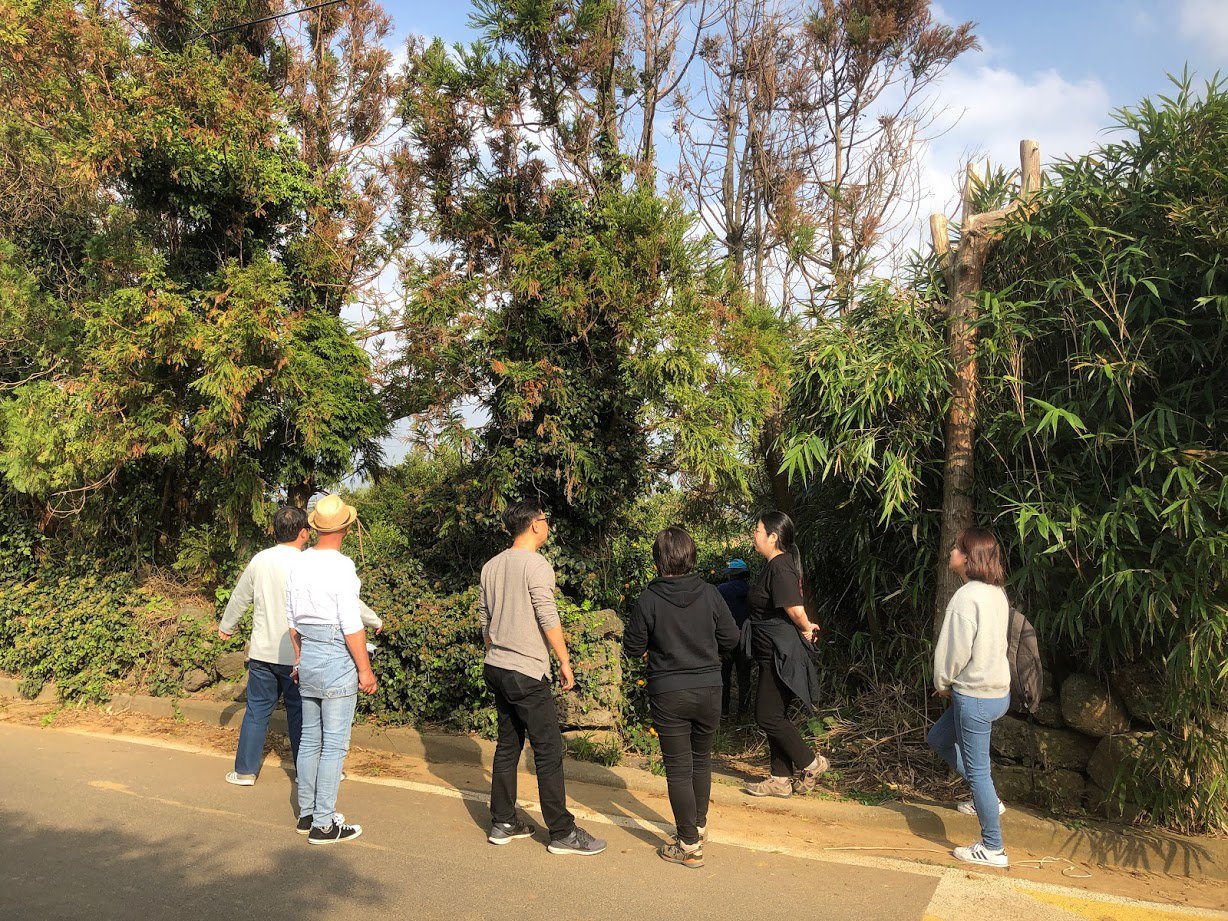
219,493,1016,869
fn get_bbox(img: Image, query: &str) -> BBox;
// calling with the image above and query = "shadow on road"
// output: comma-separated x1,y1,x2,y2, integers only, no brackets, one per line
0,806,389,921
417,724,673,848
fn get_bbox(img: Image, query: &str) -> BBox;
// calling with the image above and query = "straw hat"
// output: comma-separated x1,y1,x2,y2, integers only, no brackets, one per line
308,494,358,533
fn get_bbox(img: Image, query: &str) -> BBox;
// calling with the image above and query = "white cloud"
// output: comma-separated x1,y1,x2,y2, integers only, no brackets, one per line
914,63,1112,240
1179,0,1228,58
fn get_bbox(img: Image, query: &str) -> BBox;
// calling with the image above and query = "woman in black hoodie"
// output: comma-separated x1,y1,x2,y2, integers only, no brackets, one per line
624,527,740,869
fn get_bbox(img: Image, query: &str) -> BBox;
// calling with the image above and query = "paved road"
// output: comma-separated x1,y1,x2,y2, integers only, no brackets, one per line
0,724,1220,921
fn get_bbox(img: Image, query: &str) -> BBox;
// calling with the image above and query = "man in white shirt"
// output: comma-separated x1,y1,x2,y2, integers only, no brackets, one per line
286,493,378,844
219,505,382,787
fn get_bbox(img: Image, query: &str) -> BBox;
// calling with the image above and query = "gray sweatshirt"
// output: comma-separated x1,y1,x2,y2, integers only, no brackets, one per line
478,548,560,681
220,543,382,666
933,580,1010,699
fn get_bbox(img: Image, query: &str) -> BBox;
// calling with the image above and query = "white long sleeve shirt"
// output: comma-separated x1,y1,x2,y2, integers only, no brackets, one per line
221,544,381,665
933,580,1011,698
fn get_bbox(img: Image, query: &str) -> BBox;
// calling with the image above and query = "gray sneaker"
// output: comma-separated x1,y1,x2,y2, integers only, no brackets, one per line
744,776,793,798
488,817,536,845
792,754,830,795
547,826,607,856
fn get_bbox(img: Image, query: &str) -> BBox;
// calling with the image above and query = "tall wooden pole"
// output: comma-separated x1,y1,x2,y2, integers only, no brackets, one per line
931,140,1041,638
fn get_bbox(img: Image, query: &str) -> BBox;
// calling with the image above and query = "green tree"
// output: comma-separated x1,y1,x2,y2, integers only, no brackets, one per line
0,0,387,557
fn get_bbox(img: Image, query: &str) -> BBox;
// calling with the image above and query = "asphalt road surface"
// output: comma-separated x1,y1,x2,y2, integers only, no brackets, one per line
1,723,1221,921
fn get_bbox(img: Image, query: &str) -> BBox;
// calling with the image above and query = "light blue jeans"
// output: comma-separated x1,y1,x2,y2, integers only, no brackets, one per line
295,623,360,830
927,690,1011,849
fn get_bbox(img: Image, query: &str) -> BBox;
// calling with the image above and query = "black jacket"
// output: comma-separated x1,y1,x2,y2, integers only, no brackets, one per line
624,574,741,694
740,618,820,712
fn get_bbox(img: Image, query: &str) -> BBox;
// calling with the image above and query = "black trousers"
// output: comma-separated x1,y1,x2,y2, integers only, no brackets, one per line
650,686,721,846
721,654,753,717
754,664,815,777
485,664,575,840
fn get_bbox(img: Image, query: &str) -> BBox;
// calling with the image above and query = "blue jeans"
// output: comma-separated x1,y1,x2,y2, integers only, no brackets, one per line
295,623,360,830
927,690,1011,849
234,660,302,776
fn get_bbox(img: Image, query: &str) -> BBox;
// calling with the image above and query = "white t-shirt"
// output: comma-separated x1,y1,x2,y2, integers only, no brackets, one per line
285,548,365,636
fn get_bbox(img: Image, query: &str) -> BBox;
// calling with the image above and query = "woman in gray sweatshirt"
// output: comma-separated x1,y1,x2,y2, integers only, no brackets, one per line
927,527,1012,868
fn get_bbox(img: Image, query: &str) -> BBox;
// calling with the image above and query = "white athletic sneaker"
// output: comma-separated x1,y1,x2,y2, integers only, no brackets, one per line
953,840,1009,868
225,772,256,786
957,799,1005,816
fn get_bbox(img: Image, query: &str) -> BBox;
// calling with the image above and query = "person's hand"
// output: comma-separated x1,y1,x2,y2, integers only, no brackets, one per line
557,660,575,691
934,688,951,699
290,666,299,685
218,628,232,640
803,622,820,643
358,668,378,695
375,625,383,636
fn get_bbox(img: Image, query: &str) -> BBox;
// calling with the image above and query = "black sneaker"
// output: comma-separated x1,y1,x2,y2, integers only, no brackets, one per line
297,812,344,835
546,826,607,856
307,820,363,845
488,817,536,845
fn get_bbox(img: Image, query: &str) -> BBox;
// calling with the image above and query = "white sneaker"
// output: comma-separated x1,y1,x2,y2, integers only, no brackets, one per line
225,772,256,786
957,799,1005,816
953,841,1009,868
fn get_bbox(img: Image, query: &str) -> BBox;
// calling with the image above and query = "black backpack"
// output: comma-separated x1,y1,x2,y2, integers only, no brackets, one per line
1007,607,1044,714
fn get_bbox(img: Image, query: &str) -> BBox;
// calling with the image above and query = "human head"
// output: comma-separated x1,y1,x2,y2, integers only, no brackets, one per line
652,527,697,577
950,527,1004,586
753,510,796,560
504,499,550,548
273,506,309,546
723,558,750,580
308,494,358,547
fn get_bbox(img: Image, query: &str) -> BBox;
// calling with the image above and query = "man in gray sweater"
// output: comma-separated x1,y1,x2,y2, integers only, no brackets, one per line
479,500,605,856
219,505,382,786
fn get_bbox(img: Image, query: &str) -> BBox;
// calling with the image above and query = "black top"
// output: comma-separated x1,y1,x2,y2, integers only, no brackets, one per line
624,574,741,694
716,576,751,628
748,553,805,662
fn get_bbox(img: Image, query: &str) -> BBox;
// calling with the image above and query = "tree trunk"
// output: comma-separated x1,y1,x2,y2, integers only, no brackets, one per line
933,239,989,636
931,141,1040,638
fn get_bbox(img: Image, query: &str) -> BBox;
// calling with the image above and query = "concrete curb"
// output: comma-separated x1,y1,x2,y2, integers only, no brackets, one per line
3,678,1224,882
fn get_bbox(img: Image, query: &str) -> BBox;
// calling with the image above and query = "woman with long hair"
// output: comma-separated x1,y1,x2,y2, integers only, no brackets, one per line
927,526,1013,868
742,511,828,798
624,527,740,868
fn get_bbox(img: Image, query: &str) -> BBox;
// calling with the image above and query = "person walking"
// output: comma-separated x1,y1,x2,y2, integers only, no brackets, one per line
479,499,606,856
219,506,382,788
927,527,1013,868
625,527,740,869
742,512,828,798
716,559,753,719
286,494,378,845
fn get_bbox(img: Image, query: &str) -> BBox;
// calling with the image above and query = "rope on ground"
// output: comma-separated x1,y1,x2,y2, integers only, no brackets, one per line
1013,855,1094,878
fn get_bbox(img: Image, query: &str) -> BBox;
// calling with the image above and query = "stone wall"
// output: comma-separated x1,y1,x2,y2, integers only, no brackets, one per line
990,667,1165,818
556,608,624,747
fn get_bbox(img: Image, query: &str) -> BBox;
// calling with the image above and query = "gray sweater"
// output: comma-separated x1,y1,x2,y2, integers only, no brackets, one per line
478,548,560,681
934,580,1010,699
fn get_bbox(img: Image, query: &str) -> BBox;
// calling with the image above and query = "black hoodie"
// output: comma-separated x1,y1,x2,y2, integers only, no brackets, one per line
624,574,741,694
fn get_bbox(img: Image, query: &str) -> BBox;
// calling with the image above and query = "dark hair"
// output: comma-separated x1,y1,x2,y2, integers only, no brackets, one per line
758,510,804,581
503,499,545,538
273,506,309,543
957,527,1005,586
652,526,697,577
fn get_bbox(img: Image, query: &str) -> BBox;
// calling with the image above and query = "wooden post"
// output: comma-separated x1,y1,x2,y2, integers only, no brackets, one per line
930,140,1041,637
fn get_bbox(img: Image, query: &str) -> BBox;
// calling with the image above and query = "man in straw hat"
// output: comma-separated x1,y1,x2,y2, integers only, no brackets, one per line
478,499,606,856
286,493,378,844
219,505,382,788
